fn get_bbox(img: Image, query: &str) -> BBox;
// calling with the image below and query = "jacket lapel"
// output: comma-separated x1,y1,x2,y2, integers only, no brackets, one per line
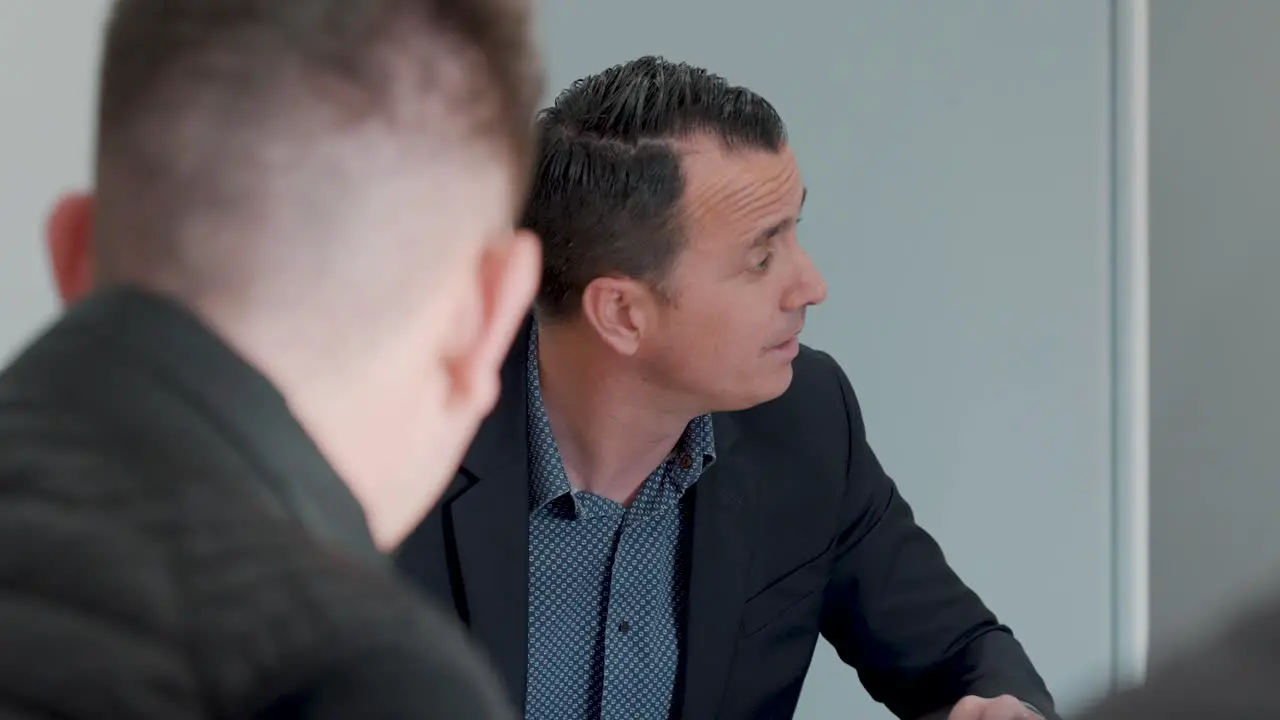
449,317,534,710
681,413,754,719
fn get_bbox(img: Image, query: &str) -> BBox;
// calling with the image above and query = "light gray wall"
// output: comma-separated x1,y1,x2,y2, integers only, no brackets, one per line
1148,0,1280,661
538,1,1118,716
0,3,107,360
0,1,1128,717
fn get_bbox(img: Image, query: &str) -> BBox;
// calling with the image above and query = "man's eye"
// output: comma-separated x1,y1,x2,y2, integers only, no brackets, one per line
751,253,773,272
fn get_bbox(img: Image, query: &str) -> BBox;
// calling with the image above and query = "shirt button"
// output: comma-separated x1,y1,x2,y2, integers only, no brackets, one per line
617,621,630,633
679,453,692,470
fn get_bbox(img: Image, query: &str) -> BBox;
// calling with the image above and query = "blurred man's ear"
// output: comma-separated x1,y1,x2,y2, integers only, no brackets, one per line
443,229,541,418
46,192,95,307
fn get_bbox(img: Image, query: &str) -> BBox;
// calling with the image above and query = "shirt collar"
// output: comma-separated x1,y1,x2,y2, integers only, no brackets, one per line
524,321,716,512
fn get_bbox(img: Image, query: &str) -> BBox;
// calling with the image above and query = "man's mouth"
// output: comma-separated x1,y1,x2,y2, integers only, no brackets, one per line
767,328,803,350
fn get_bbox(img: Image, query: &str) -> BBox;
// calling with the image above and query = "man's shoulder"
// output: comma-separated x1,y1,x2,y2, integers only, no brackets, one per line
731,344,852,431
0,397,206,716
0,423,511,717
716,345,855,487
792,343,849,399
0,307,514,717
315,582,517,718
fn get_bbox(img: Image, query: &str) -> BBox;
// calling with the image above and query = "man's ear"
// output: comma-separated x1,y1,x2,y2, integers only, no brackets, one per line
443,229,542,416
580,275,650,356
45,192,96,306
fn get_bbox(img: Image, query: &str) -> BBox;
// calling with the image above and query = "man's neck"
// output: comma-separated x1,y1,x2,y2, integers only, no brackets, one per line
536,321,697,505
195,293,434,551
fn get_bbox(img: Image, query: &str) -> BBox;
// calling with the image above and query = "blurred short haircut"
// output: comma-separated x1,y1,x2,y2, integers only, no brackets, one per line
93,0,542,281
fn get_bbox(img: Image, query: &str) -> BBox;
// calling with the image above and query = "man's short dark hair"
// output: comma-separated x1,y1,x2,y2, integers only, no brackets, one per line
524,56,787,320
94,0,541,282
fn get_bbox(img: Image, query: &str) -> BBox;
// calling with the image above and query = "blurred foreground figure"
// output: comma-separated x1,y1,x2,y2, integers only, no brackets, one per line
0,0,542,717
1076,592,1280,719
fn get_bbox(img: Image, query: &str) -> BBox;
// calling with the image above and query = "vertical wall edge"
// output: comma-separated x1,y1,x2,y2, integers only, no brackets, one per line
1110,0,1151,689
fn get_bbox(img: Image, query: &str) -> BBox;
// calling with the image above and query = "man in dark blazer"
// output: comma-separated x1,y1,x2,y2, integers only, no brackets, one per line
395,57,1055,720
0,0,544,717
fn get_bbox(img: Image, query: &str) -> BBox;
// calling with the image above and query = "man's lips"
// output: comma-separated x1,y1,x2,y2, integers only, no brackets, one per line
768,328,803,349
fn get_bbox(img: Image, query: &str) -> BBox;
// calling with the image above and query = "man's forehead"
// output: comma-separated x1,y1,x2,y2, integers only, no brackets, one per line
678,140,803,229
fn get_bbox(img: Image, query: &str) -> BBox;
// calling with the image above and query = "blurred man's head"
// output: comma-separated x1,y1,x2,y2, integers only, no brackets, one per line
526,57,827,416
45,0,544,548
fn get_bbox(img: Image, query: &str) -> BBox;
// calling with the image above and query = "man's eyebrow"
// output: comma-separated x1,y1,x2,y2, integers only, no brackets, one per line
749,187,808,248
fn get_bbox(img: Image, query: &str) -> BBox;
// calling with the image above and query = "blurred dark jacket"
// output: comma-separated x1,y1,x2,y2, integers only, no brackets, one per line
0,288,515,719
1076,591,1280,719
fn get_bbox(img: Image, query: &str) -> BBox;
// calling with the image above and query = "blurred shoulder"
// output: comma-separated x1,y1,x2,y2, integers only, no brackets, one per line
1077,589,1280,719
259,567,517,719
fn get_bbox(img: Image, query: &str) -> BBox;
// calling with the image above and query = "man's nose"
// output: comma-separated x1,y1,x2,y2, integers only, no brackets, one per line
784,249,828,310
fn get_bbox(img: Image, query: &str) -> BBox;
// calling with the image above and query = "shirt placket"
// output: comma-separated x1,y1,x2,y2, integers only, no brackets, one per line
599,461,677,720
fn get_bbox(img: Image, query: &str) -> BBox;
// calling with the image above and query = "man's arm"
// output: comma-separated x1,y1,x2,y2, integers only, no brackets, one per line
818,354,1055,719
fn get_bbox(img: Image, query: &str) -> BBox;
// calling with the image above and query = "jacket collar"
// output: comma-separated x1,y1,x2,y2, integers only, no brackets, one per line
20,287,383,565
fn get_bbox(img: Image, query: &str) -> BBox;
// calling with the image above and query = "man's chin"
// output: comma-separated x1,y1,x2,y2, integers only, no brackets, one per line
713,365,795,413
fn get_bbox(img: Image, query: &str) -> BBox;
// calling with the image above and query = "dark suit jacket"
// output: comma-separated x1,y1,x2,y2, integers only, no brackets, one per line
396,319,1056,719
0,289,515,719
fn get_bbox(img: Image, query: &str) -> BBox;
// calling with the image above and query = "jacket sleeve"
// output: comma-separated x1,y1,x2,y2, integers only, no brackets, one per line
817,354,1057,719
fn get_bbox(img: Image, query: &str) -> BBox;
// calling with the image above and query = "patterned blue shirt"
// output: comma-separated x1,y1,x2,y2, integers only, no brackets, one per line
524,324,715,720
